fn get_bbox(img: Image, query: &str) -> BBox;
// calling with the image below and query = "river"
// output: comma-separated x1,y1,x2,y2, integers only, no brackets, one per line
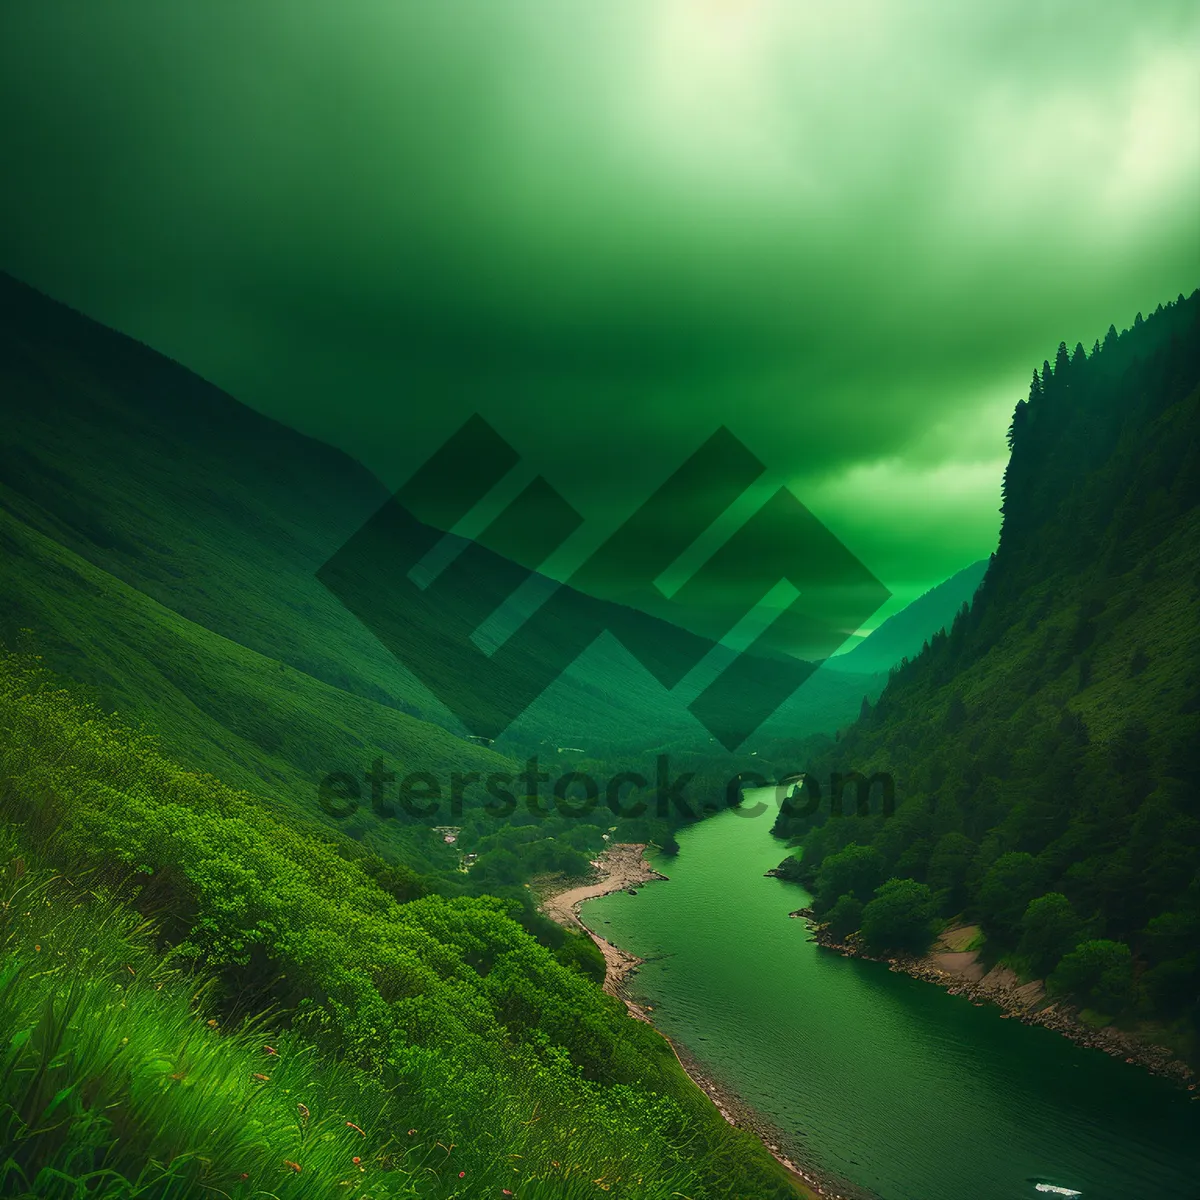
582,792,1200,1200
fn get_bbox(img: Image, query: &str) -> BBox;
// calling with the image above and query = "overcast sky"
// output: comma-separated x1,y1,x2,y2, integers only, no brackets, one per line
2,1,1197,627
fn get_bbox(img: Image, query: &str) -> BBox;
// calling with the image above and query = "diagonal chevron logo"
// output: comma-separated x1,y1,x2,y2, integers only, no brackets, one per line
317,415,889,749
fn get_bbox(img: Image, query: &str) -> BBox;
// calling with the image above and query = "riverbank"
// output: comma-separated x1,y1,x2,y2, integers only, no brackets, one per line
540,846,860,1200
539,842,668,1017
664,1034,869,1200
801,915,1197,1090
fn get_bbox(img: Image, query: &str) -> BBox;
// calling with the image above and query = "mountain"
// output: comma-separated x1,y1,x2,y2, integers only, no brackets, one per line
0,271,810,1196
826,559,989,676
774,291,1200,1054
0,270,879,878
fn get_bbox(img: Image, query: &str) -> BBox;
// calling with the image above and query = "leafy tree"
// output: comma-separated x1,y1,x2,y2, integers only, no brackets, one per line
814,843,885,914
1142,953,1200,1017
472,847,523,887
1049,939,1135,1014
927,832,975,911
860,878,936,954
1018,892,1080,976
360,855,433,902
1143,909,1200,963
823,893,864,939
977,852,1044,939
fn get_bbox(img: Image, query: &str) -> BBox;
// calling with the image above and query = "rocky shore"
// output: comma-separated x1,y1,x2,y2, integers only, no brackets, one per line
802,917,1197,1090
541,847,860,1199
664,1037,869,1200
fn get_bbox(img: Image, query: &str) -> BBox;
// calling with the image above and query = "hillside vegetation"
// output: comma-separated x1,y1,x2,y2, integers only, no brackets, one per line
0,271,839,1196
774,291,1200,1055
0,650,803,1198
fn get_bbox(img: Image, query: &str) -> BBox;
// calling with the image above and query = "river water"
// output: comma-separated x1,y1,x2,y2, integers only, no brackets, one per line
583,793,1200,1200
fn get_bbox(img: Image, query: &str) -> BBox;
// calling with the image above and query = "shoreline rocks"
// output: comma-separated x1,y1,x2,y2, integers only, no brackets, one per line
807,922,1196,1088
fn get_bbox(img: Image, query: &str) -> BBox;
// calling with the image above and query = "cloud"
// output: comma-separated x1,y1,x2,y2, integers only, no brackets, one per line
0,0,1196,598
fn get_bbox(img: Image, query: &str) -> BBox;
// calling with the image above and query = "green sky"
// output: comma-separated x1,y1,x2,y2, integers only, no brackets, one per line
2,2,1198,629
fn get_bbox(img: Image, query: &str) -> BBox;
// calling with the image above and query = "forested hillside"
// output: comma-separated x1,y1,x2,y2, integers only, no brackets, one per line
774,291,1200,1052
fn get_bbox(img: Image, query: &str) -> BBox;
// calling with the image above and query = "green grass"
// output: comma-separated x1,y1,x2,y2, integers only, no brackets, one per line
0,841,709,1198
0,650,804,1198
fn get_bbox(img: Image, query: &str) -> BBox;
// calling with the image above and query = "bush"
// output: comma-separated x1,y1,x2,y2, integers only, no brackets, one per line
0,652,800,1199
1018,892,1081,977
977,852,1044,939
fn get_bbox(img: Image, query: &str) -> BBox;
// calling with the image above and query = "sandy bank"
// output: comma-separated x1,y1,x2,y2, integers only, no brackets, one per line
539,842,668,1014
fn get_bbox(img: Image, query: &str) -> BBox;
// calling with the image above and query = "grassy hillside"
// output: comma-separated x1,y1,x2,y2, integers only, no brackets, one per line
0,649,805,1198
0,269,1003,1197
0,270,829,1197
773,290,1200,1056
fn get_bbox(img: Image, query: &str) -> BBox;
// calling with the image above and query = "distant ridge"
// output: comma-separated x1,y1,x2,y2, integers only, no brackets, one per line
827,559,990,676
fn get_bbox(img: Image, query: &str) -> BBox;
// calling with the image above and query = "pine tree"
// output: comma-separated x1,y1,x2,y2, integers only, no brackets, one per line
1006,398,1028,451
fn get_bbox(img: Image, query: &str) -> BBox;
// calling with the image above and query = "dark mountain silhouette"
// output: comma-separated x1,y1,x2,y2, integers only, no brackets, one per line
775,290,1200,1050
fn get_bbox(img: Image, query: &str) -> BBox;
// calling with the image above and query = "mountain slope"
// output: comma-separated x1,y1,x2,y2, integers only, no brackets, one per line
0,269,877,795
0,270,811,1197
826,559,988,676
0,272,736,875
774,291,1200,1052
